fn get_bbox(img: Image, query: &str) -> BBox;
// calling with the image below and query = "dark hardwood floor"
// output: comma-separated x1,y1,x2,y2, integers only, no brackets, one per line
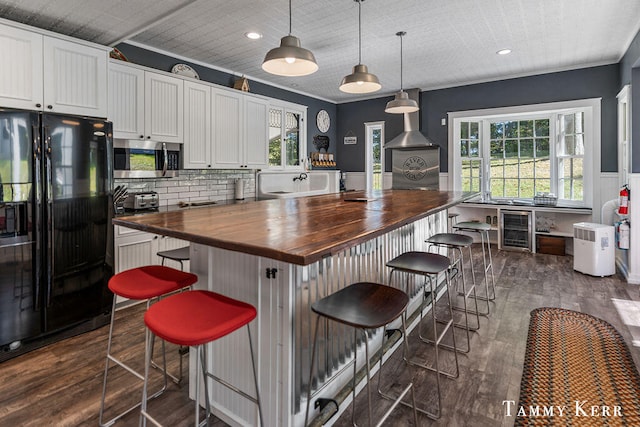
0,246,638,427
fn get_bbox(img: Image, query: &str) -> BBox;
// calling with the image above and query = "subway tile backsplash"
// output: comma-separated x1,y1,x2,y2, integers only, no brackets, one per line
115,169,256,206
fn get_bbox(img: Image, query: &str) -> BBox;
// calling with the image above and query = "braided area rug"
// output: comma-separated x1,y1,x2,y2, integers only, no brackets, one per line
515,307,640,426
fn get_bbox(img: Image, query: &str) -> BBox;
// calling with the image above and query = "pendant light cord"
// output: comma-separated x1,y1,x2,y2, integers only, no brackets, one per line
399,33,404,90
396,31,407,91
358,0,362,64
288,0,292,35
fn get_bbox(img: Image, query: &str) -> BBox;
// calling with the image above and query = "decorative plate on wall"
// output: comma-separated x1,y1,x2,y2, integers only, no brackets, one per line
171,63,200,79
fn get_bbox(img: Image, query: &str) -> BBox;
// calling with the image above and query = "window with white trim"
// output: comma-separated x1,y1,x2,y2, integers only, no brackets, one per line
449,99,600,207
268,104,306,170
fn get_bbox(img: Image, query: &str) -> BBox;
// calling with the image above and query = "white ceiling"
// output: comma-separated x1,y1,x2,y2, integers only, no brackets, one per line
1,0,639,103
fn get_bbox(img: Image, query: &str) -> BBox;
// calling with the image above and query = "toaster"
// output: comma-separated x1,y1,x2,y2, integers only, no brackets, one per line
123,192,159,210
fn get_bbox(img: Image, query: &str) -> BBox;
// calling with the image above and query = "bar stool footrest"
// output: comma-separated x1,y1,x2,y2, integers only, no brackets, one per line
378,387,440,420
404,357,460,379
314,398,339,423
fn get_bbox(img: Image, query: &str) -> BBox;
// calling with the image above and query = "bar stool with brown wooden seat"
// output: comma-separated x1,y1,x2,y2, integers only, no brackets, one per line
425,233,480,353
99,265,198,427
140,289,263,427
304,282,419,427
385,251,459,419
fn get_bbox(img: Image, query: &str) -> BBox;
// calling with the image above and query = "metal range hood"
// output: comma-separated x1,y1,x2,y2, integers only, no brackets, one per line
384,88,436,149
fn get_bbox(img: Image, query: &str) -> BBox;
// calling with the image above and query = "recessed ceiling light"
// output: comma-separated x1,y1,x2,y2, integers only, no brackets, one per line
245,32,262,40
497,48,512,55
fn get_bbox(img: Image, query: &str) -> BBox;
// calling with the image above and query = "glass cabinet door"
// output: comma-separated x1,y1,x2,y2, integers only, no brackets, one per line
268,107,282,167
268,106,304,170
285,111,300,167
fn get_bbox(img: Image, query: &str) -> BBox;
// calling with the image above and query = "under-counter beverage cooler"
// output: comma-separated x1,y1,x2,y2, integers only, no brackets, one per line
501,210,532,251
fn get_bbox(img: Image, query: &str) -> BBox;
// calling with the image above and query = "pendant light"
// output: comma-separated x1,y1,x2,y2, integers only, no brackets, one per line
262,0,318,77
385,31,419,114
339,0,381,94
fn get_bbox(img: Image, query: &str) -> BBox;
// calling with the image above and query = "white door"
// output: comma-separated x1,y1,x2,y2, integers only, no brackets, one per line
108,62,145,139
365,121,385,191
183,81,212,168
43,36,108,117
0,23,43,110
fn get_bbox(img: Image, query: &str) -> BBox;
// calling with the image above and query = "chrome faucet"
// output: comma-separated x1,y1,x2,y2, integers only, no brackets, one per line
293,173,308,182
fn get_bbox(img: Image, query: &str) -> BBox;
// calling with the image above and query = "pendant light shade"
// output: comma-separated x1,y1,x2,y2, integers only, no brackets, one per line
385,31,419,114
339,0,381,94
339,64,381,93
262,0,318,76
385,90,419,114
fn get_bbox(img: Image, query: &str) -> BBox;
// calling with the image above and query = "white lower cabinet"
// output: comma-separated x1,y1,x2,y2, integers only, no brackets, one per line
452,203,592,254
114,226,190,304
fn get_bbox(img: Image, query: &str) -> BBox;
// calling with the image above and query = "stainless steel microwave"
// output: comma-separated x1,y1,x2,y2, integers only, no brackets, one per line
113,140,181,178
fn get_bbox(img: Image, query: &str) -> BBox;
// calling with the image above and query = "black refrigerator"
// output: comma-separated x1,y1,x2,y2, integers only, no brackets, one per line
0,109,114,362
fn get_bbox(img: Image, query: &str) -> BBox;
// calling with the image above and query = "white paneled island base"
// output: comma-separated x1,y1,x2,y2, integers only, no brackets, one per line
188,211,446,426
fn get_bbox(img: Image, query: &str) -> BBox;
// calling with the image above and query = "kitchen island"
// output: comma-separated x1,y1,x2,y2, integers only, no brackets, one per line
114,189,475,426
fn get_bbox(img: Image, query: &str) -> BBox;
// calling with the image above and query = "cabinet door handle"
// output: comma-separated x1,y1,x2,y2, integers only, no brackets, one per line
36,103,42,108
140,135,144,139
47,105,53,110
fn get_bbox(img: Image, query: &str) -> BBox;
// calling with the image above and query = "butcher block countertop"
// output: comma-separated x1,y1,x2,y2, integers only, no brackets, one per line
113,190,476,265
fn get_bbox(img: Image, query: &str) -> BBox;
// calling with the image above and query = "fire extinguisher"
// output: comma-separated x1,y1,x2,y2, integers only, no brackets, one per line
616,219,630,250
619,184,630,215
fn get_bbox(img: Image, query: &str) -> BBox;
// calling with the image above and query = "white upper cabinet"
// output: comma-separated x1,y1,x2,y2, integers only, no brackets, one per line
211,88,243,168
183,80,212,168
108,61,184,143
0,24,43,110
0,22,107,117
108,62,145,138
43,37,107,117
244,95,269,168
145,72,183,143
209,88,269,169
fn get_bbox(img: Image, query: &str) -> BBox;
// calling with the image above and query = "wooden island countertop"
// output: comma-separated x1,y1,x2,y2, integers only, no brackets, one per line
113,189,475,265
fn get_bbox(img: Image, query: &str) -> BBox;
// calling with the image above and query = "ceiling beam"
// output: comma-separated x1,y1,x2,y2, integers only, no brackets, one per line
106,0,200,47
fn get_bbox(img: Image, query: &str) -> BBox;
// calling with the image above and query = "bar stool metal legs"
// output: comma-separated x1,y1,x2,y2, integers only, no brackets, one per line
386,252,459,420
453,222,496,313
304,282,419,427
155,245,191,385
99,266,197,427
140,290,263,427
99,298,169,427
425,233,480,353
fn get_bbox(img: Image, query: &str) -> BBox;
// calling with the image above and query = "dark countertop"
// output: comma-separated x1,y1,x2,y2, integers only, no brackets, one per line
463,196,592,211
113,190,476,265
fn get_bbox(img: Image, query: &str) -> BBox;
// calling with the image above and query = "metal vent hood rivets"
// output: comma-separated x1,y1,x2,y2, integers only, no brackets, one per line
384,88,435,149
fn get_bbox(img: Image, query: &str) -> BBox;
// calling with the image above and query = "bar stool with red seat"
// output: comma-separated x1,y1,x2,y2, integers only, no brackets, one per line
99,265,198,427
140,290,263,427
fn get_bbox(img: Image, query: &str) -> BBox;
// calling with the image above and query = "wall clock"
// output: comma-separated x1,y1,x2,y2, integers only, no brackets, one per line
316,109,330,133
